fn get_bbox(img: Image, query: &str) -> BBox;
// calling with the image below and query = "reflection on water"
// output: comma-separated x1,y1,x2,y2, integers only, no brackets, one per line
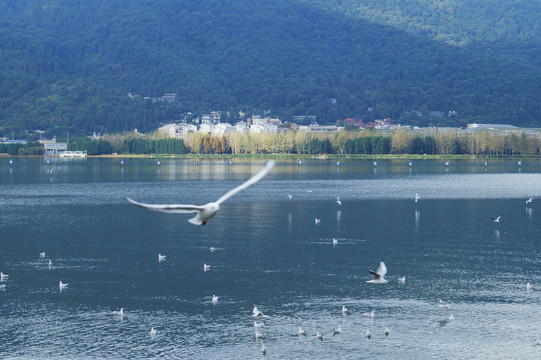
1,158,541,359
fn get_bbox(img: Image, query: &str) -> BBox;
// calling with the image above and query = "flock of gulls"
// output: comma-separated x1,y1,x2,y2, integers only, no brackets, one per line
2,159,538,357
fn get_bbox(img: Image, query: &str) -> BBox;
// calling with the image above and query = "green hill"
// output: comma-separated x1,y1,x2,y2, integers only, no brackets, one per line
0,0,540,137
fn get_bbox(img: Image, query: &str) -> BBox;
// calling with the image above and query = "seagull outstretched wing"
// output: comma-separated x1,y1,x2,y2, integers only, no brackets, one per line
126,198,204,214
215,160,275,205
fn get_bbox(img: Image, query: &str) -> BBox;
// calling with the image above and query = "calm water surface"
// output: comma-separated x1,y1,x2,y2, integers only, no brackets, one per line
1,158,541,359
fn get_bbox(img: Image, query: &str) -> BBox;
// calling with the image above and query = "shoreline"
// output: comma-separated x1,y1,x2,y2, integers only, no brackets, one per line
2,153,539,160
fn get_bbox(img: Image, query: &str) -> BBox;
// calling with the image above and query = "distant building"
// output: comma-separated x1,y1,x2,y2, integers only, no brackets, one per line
44,143,67,156
161,93,178,102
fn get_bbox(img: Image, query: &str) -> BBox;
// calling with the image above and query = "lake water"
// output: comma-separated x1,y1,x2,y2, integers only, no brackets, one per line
1,157,541,359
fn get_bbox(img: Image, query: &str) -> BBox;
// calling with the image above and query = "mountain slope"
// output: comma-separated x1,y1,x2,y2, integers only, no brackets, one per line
0,0,540,136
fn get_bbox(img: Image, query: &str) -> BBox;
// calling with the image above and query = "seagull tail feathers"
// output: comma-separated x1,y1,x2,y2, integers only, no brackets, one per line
188,215,204,225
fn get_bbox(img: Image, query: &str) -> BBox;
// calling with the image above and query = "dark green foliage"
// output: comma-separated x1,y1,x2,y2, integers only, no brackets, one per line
0,142,44,155
0,0,541,136
69,137,113,155
121,138,187,155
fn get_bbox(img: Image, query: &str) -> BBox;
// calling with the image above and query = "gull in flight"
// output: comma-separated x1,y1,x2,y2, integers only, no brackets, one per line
367,262,388,284
203,264,211,271
492,216,501,223
298,327,307,336
398,276,406,284
336,196,342,206
212,295,219,304
287,194,293,202
39,252,46,258
0,272,9,281
332,238,338,246
150,327,156,336
526,198,533,205
59,281,68,290
415,193,421,203
127,160,275,225
252,306,267,318
158,254,166,262
113,308,124,316
315,218,321,225
341,306,350,315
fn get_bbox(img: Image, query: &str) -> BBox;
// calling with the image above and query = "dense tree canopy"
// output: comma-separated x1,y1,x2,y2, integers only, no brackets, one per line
0,0,540,137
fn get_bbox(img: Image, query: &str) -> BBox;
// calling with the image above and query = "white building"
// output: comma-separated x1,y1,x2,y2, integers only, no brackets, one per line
199,123,214,134
212,123,234,137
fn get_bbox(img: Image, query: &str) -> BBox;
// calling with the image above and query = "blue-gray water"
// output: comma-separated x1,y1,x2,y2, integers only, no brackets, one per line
1,158,541,359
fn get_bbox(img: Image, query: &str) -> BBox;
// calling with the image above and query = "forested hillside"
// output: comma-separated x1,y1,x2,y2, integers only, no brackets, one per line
0,0,540,137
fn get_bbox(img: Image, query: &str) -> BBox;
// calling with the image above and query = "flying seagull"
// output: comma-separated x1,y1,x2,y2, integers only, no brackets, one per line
367,262,388,284
415,193,421,203
492,216,501,223
127,160,275,225
526,198,533,205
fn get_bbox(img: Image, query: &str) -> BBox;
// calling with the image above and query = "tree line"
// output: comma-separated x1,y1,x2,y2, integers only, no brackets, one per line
3,130,541,156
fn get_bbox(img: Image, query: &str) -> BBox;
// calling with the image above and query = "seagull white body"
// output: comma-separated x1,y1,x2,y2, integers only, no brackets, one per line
39,252,45,258
437,300,449,310
255,331,263,339
341,305,350,315
150,327,156,336
526,198,533,204
203,264,211,271
316,332,323,340
0,284,6,290
415,193,420,203
252,306,266,318
333,325,341,335
298,327,307,336
398,276,406,283
0,272,9,281
385,327,390,336
127,160,275,225
287,194,293,201
527,282,534,292
59,281,68,290
315,218,321,225
48,260,53,268
492,216,501,223
210,247,216,252
449,314,455,321
332,238,338,246
212,295,219,303
367,262,388,284
364,310,375,319
336,197,342,206
366,329,371,339
158,254,166,262
113,308,124,316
